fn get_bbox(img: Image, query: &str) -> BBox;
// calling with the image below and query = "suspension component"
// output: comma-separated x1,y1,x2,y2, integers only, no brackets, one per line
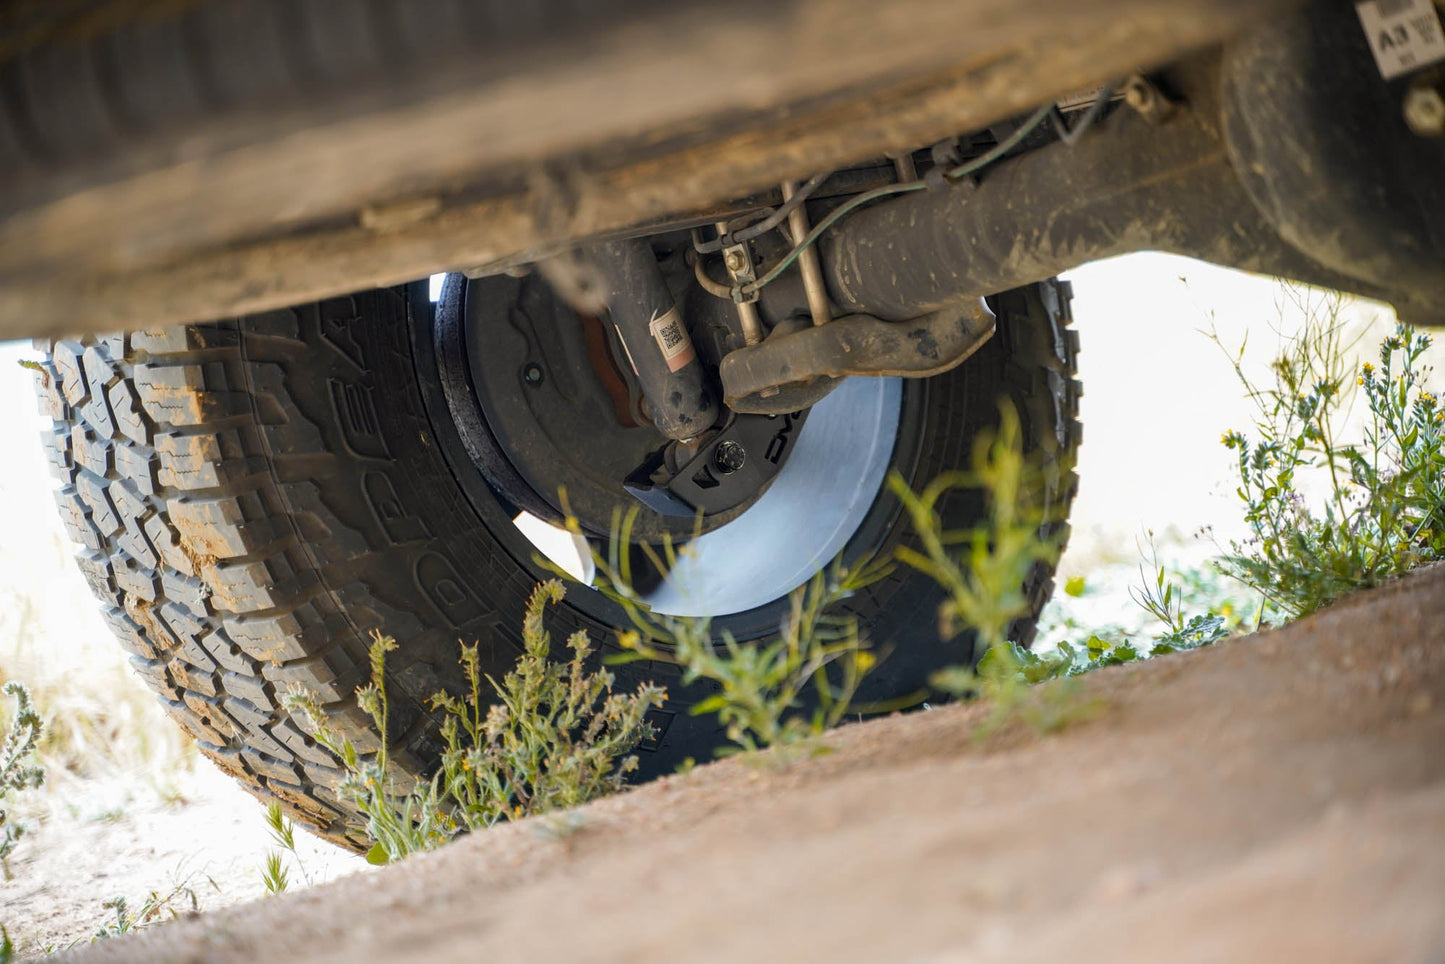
782,180,833,328
716,221,767,346
720,299,995,414
587,239,719,441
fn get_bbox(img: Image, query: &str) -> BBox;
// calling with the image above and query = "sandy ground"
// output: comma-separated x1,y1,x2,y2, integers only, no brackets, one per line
59,563,1445,963
0,766,361,952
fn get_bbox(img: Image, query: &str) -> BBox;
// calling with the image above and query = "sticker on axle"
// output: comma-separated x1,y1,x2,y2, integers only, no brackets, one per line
1356,0,1445,79
649,306,696,372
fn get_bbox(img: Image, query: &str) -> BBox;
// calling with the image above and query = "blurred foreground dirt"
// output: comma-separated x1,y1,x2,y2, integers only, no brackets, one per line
71,565,1445,963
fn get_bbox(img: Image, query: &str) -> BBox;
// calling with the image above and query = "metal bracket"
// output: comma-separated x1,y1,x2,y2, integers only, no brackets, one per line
720,299,996,414
623,410,810,516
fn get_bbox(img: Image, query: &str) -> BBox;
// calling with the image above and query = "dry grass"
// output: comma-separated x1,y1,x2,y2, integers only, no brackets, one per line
0,530,196,817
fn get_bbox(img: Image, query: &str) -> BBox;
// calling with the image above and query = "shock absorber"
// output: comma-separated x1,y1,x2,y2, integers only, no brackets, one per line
587,239,720,441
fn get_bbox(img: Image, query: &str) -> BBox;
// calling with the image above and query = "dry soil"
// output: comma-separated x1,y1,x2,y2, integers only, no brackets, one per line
64,564,1445,963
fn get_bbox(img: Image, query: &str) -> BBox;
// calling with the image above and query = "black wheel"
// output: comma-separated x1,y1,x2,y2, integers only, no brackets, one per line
34,275,1078,847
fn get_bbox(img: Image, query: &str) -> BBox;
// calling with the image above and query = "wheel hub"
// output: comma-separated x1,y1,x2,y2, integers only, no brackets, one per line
430,271,911,617
453,271,797,541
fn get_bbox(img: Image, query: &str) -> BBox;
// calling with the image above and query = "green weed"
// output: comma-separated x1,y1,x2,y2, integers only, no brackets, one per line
1,681,44,875
580,510,883,756
889,406,1097,737
287,581,664,864
891,410,1239,739
93,879,209,941
888,407,1060,657
1128,545,1233,652
1215,303,1444,619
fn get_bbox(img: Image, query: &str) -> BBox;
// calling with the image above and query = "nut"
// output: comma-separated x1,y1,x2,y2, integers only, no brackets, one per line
712,440,746,475
1122,74,1175,124
1123,78,1152,111
1403,86,1445,137
723,249,748,273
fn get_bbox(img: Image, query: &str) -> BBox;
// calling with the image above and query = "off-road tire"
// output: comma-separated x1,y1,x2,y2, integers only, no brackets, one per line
34,278,1079,848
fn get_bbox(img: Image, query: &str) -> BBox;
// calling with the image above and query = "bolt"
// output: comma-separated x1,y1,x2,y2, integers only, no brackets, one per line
723,249,748,273
522,362,544,386
1404,85,1445,137
712,440,746,475
1122,74,1175,124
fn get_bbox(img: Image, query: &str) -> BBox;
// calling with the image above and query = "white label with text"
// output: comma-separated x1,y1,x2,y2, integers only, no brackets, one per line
1356,0,1445,79
648,307,696,373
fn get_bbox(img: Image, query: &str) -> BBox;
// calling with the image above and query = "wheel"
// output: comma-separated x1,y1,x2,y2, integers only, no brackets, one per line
33,276,1078,847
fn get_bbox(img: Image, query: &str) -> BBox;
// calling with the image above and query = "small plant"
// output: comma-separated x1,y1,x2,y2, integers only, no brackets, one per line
932,569,1232,731
890,406,1094,737
1215,302,1444,619
1128,545,1231,653
93,880,206,940
576,507,883,757
1,681,44,875
892,414,1235,737
431,581,664,822
289,634,446,864
260,802,311,896
261,852,288,897
288,581,664,864
888,407,1060,657
1053,554,1231,672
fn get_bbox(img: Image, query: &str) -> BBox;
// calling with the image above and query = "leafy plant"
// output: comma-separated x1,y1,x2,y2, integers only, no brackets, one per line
430,581,664,822
572,507,883,757
932,554,1233,727
891,408,1242,738
1128,545,1232,653
288,634,448,864
287,581,664,864
1,681,44,875
1216,305,1444,619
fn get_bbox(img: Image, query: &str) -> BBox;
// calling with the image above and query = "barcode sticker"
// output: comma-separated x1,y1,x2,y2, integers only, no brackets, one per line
648,306,696,372
1356,0,1445,79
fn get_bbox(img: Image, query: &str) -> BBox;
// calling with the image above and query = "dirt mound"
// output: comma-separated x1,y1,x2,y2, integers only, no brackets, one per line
72,566,1445,963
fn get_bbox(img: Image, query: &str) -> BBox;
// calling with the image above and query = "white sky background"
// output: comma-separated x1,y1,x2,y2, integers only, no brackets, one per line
0,252,1439,670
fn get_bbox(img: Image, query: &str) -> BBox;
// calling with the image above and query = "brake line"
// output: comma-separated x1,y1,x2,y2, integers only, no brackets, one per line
693,170,836,254
737,104,1056,299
